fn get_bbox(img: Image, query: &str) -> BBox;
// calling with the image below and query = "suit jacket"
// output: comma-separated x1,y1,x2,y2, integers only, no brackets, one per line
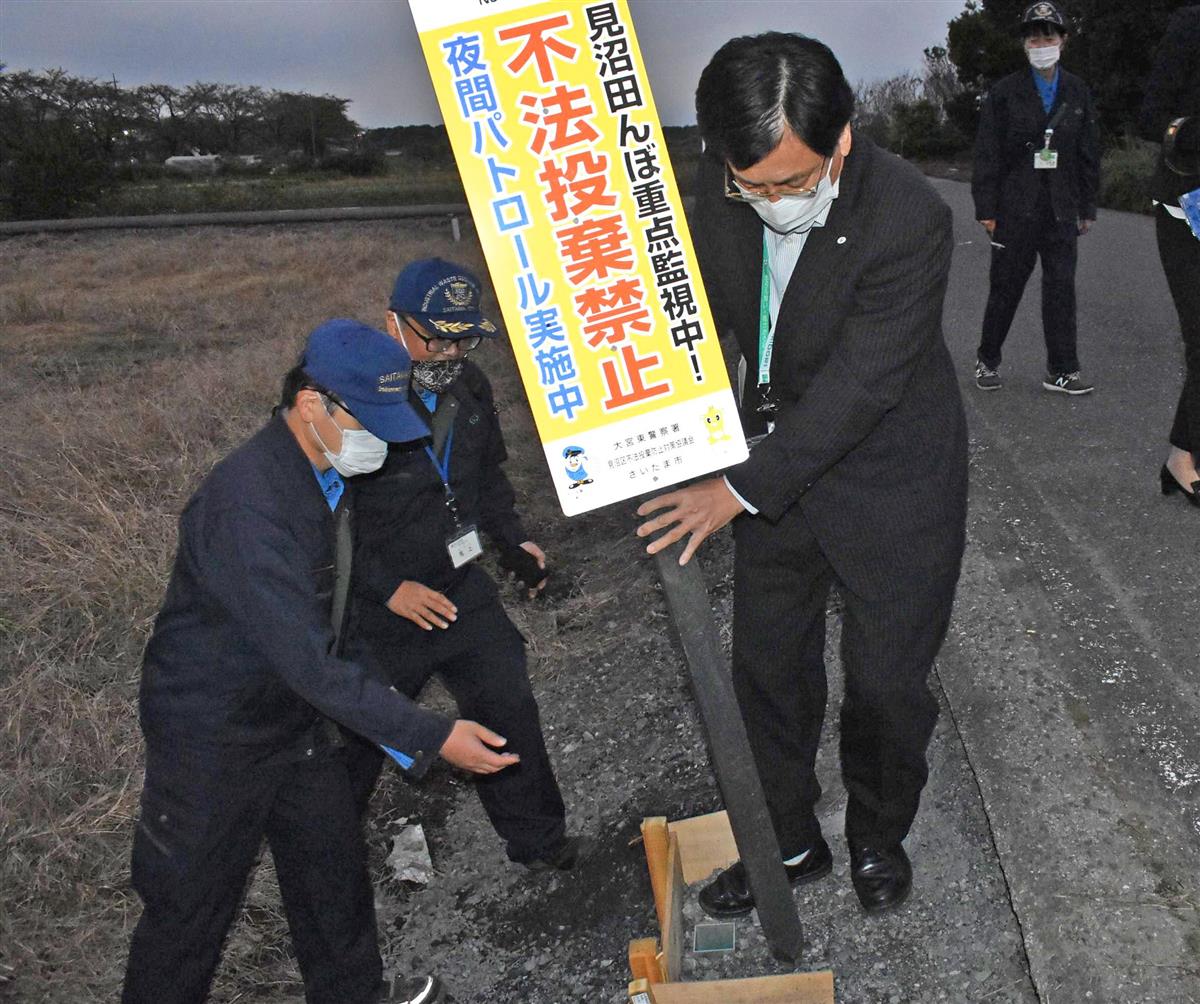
972,67,1100,224
691,137,967,600
1138,5,1200,204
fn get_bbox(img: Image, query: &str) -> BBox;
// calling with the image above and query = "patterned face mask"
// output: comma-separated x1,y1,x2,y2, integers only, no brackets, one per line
412,359,464,394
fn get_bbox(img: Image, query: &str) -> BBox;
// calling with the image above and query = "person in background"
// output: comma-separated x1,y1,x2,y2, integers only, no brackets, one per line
638,32,967,916
971,1,1100,395
344,259,582,871
1139,4,1200,507
123,320,519,1004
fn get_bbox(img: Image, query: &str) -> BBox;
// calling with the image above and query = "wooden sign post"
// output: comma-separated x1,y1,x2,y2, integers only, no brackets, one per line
653,541,804,963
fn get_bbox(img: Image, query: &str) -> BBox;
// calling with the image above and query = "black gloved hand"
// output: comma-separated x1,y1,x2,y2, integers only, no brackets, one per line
498,544,547,592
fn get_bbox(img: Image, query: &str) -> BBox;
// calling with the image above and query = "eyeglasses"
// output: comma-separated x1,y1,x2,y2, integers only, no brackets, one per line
308,388,354,420
402,316,481,354
724,158,828,203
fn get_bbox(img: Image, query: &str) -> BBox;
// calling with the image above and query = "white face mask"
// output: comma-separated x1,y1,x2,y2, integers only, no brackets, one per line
309,403,388,477
741,160,841,235
1026,42,1061,69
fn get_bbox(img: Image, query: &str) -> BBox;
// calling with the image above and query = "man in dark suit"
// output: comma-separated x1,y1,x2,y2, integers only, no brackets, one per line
637,32,967,915
971,1,1100,395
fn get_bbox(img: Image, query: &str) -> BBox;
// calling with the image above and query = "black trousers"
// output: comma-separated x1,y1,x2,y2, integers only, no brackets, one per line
978,192,1081,376
731,512,959,856
123,749,380,1004
345,600,565,864
1158,209,1200,454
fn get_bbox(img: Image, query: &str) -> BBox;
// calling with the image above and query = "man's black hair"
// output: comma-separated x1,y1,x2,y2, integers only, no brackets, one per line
695,32,855,169
278,365,333,410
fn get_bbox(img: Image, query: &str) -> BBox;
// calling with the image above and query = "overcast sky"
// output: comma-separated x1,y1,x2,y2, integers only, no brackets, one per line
1,0,966,127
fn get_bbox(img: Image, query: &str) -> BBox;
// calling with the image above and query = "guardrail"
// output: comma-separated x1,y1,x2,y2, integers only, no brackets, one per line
0,204,473,237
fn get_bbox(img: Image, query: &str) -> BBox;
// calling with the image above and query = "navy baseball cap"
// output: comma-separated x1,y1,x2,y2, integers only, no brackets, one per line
301,319,428,443
388,258,500,340
1021,1,1067,33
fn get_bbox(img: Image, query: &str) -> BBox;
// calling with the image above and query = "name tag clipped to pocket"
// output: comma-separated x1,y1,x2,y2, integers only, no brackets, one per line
446,525,483,568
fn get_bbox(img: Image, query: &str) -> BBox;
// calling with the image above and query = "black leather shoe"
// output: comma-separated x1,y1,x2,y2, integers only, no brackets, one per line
849,842,912,913
698,838,833,919
1160,464,1200,508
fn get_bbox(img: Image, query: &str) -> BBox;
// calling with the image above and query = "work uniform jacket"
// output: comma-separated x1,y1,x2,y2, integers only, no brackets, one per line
350,361,527,627
1138,5,1200,206
139,414,452,775
972,67,1100,225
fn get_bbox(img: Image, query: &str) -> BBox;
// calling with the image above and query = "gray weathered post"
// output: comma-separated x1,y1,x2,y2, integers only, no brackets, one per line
653,540,804,963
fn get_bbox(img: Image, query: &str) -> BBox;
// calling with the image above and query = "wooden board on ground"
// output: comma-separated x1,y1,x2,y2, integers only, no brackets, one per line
667,811,739,886
659,832,685,982
641,817,671,931
629,972,835,1003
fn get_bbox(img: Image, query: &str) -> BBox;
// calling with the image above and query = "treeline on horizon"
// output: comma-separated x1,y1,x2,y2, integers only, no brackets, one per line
0,0,1188,221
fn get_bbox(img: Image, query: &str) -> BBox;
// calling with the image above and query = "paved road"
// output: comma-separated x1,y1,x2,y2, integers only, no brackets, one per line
930,177,1200,1002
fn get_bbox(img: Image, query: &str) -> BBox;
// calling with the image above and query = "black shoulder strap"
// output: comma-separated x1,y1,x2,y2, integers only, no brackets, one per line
330,503,352,649
429,394,460,457
1046,100,1070,132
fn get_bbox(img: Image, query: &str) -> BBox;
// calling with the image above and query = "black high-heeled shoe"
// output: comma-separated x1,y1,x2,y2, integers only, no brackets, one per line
1160,465,1200,508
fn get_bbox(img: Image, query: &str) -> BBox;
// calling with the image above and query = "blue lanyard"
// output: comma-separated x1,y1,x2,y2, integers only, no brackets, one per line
424,427,461,525
424,426,454,484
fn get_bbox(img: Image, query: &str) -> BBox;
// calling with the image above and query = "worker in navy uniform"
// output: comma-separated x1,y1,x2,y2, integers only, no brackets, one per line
638,33,967,917
972,1,1100,395
1140,5,1200,506
343,258,580,871
123,320,521,1004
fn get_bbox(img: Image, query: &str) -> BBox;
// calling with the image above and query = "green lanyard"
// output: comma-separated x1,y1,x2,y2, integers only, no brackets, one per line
757,233,776,413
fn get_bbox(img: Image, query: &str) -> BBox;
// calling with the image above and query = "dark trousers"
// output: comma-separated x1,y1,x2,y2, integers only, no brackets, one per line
345,600,565,863
1158,209,1200,454
731,513,958,856
978,194,1081,375
123,750,380,1004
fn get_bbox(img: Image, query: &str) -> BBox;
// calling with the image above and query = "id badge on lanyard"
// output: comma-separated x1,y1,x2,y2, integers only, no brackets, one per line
1035,102,1069,170
1034,128,1058,169
426,428,482,568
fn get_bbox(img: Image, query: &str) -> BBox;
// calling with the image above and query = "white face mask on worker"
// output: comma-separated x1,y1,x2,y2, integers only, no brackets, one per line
309,408,388,477
1026,43,1061,69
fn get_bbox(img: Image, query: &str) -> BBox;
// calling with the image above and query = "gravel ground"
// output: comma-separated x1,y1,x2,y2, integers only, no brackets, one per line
335,495,1038,1004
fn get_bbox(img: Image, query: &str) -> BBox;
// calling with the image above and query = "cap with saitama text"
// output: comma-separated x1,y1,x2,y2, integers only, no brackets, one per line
388,258,500,342
301,319,428,443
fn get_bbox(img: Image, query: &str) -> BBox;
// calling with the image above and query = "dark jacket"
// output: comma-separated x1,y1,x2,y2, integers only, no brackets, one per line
691,137,968,601
972,67,1100,224
139,415,452,773
1138,5,1200,204
350,361,527,622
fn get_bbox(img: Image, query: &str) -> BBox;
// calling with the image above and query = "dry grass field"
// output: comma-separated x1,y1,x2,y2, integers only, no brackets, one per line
0,201,1055,1004
0,219,578,1001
